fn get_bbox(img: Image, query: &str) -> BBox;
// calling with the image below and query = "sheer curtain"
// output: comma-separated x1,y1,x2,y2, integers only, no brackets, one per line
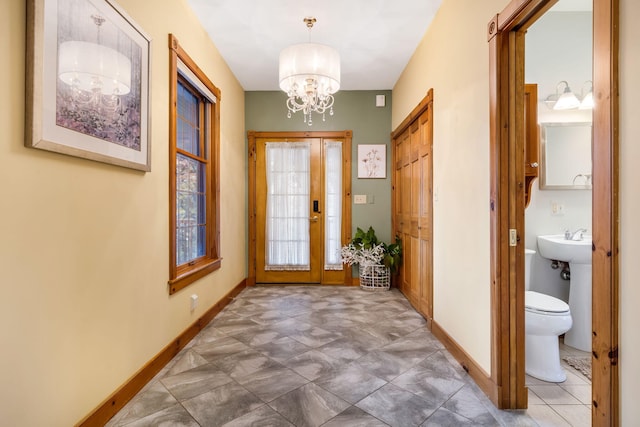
265,142,311,270
325,141,343,270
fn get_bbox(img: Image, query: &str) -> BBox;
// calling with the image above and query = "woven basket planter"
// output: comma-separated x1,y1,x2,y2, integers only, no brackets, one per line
359,264,390,291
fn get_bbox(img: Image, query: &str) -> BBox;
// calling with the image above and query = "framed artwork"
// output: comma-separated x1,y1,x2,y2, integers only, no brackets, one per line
26,0,152,171
357,144,386,178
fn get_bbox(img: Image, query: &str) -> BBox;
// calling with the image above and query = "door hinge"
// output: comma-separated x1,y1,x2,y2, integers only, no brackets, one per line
609,346,618,365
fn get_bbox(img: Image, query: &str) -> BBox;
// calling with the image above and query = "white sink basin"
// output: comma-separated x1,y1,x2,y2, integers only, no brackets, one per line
536,234,592,265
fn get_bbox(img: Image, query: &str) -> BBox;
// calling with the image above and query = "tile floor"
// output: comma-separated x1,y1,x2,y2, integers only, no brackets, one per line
106,286,591,427
526,342,592,426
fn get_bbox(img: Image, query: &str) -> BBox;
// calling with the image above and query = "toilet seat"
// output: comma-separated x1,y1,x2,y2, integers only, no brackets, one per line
525,291,570,315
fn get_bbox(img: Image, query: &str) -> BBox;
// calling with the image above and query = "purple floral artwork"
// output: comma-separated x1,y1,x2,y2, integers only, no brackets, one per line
55,0,142,151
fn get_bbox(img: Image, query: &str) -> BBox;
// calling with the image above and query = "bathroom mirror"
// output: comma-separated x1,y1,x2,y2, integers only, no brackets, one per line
540,122,592,189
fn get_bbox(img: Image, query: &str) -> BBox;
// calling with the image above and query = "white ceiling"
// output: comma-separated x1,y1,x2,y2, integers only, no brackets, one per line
186,0,443,91
185,0,592,92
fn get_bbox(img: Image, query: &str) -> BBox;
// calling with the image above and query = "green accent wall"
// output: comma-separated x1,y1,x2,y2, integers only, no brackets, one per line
245,90,393,244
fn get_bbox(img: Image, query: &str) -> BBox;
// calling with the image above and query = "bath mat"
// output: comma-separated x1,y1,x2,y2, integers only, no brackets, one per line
563,356,591,381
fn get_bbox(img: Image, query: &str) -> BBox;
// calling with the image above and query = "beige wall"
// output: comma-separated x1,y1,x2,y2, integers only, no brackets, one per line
394,0,639,421
393,0,508,373
0,0,246,425
619,0,639,423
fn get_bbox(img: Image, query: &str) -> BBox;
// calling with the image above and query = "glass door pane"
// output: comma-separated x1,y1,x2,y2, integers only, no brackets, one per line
324,141,343,270
264,142,311,270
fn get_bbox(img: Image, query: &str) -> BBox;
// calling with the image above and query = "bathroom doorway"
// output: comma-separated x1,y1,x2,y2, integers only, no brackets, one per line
487,0,618,424
524,0,594,419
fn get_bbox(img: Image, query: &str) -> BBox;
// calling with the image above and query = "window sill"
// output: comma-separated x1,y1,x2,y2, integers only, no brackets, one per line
169,257,222,294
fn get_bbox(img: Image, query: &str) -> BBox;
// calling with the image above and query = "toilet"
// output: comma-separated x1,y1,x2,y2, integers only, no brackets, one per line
525,249,572,382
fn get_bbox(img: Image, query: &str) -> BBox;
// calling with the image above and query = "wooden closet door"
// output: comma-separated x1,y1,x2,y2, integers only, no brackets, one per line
418,108,433,319
391,90,433,321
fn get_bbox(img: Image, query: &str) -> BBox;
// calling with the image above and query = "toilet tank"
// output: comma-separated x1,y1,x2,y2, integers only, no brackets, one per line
525,249,536,291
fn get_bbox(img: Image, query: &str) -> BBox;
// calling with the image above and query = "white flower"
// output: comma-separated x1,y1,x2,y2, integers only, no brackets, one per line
340,242,385,267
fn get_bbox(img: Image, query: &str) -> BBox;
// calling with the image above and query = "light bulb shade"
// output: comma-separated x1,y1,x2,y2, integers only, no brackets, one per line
579,91,594,110
553,90,580,110
279,43,340,97
58,41,132,95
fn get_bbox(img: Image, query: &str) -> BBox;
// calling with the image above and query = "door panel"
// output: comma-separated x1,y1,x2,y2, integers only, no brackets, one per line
250,132,352,285
256,138,321,283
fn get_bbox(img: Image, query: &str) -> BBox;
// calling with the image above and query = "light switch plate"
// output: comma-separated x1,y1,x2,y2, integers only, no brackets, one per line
354,194,367,204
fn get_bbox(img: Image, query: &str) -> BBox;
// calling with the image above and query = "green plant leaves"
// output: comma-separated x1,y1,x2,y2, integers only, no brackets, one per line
346,227,402,274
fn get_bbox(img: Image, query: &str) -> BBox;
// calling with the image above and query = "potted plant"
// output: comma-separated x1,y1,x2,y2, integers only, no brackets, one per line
341,226,402,290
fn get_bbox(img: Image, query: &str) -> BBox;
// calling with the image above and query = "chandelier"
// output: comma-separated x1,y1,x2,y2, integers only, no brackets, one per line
58,14,131,113
279,17,341,126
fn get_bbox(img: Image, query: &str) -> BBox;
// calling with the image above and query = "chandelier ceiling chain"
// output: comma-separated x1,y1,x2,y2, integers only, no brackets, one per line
279,17,341,126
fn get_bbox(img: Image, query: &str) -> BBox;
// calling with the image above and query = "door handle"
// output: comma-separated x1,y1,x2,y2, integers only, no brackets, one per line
309,215,319,222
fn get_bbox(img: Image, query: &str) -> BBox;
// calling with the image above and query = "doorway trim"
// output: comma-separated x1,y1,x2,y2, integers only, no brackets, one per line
247,130,353,286
487,0,619,424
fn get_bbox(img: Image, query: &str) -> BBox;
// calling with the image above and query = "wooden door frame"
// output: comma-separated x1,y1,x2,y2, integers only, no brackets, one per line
247,130,353,286
487,0,619,424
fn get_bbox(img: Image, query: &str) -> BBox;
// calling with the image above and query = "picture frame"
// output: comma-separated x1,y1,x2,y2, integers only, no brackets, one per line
26,0,152,172
357,144,386,178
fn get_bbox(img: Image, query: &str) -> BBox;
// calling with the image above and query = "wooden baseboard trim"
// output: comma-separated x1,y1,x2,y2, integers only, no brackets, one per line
431,319,499,406
76,278,248,427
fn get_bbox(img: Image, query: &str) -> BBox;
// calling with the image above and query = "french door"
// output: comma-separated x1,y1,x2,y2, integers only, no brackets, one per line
248,131,352,285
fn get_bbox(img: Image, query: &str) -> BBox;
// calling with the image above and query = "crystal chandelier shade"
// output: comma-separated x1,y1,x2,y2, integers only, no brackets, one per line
279,18,340,125
58,40,132,96
57,14,132,113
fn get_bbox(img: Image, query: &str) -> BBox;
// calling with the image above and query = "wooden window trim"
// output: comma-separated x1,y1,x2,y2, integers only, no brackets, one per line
168,34,222,295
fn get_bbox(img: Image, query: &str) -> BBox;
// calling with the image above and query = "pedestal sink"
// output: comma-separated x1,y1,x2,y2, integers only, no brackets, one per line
537,234,592,352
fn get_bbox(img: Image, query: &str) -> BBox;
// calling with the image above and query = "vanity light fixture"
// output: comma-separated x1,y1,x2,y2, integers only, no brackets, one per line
579,80,594,110
279,17,341,126
544,80,593,111
552,81,580,110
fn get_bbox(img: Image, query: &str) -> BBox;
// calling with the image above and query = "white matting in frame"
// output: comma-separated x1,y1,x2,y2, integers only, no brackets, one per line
26,0,152,171
357,144,386,178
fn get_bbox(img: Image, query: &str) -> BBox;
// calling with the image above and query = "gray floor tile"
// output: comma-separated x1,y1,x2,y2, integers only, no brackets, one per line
418,351,465,380
442,386,500,426
284,349,343,381
314,363,387,404
119,403,199,427
221,404,294,427
228,326,283,347
391,363,465,406
256,336,312,362
268,383,350,427
322,406,390,427
214,348,283,379
210,317,262,335
356,350,420,381
165,349,209,377
181,382,263,426
160,363,233,401
356,383,437,427
236,366,309,402
288,326,342,348
421,407,480,427
193,336,250,363
108,286,547,427
109,382,178,426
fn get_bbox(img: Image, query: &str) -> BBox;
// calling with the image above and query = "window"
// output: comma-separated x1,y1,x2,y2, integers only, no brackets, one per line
168,34,221,294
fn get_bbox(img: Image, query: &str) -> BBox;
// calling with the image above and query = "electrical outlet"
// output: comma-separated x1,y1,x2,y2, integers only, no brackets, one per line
190,294,198,311
354,194,367,204
551,202,565,216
